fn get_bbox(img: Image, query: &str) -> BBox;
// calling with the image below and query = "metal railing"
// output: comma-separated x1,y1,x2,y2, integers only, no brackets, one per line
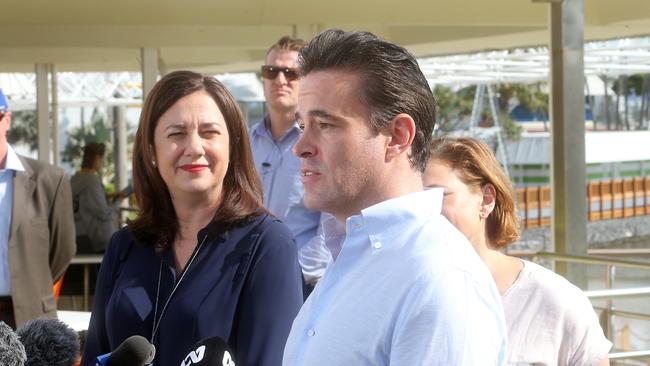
530,251,650,363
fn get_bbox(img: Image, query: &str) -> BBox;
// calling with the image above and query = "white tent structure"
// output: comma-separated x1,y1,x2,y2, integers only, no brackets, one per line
2,0,650,73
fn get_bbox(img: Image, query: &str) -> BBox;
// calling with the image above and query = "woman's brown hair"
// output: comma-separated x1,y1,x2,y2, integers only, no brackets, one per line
81,142,105,170
429,137,520,248
129,70,265,247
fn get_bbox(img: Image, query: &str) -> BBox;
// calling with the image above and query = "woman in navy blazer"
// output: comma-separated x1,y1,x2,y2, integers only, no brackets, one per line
82,71,304,366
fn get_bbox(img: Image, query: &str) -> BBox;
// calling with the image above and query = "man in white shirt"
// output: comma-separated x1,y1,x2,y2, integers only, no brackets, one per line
282,29,507,365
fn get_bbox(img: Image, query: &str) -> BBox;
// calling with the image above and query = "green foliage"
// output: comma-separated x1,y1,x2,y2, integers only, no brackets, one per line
7,111,38,152
433,85,475,133
500,113,524,141
433,83,546,139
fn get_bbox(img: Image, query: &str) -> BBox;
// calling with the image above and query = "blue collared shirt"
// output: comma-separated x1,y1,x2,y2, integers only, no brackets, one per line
249,117,331,282
283,189,508,366
0,145,25,296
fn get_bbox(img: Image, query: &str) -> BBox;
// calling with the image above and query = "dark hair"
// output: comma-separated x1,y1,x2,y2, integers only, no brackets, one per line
80,142,105,169
429,137,520,248
129,71,265,247
267,36,307,56
299,29,436,172
16,318,80,366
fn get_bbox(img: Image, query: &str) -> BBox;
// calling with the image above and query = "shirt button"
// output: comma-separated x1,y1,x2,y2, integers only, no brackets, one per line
307,329,315,337
373,241,382,249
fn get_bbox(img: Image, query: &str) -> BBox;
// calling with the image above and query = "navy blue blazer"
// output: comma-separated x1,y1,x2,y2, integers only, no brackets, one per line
81,214,304,366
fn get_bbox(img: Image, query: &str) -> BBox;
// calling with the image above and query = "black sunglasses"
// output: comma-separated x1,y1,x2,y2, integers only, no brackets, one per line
261,65,300,81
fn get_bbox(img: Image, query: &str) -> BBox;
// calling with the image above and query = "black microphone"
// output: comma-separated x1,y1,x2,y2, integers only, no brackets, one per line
94,335,155,366
16,318,80,366
179,337,235,366
0,320,26,366
262,162,271,169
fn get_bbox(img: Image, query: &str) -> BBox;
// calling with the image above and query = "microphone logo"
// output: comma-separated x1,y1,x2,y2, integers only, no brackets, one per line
181,345,206,365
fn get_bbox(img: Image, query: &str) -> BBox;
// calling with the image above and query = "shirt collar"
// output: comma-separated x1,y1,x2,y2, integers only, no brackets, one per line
323,188,444,257
3,145,25,172
360,188,443,225
252,115,301,142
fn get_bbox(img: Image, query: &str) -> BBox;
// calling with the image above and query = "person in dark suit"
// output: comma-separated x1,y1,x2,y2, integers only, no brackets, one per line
0,88,76,328
81,71,304,366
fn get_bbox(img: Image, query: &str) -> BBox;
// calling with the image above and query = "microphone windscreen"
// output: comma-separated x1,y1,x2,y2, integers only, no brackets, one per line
180,337,235,366
16,318,79,366
109,335,155,366
0,321,26,366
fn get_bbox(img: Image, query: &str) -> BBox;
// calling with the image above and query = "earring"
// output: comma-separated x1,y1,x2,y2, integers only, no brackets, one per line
152,160,157,168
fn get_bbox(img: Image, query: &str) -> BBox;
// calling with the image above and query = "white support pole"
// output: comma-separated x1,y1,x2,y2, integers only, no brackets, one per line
50,64,59,167
113,105,128,191
35,63,50,163
113,105,128,225
548,0,587,285
141,48,159,101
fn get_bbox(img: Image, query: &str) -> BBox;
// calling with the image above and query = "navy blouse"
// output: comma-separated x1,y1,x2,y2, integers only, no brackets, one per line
81,214,304,366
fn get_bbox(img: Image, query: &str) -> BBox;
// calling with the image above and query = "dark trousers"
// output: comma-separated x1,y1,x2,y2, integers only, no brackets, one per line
0,297,16,329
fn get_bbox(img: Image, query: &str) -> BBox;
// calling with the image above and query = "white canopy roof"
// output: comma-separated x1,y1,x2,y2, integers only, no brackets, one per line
2,0,650,73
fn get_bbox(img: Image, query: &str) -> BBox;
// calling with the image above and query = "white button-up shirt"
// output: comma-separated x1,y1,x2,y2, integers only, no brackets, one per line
283,189,507,366
0,145,25,296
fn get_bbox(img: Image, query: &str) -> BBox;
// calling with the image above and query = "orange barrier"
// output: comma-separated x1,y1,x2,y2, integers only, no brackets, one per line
53,275,64,302
525,187,540,228
634,177,645,216
514,177,649,228
601,180,613,220
646,177,650,215
540,186,551,227
588,181,602,221
612,179,624,218
623,179,635,217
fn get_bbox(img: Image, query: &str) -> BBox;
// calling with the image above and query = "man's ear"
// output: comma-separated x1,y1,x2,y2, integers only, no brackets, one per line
480,183,497,218
385,113,416,162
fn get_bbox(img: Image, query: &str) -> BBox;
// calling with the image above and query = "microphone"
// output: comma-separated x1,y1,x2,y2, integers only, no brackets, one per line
262,162,271,169
0,320,26,366
94,335,155,366
180,337,235,366
16,318,80,366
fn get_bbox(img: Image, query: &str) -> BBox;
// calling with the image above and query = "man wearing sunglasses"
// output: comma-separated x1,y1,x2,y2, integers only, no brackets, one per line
249,36,331,295
0,88,75,328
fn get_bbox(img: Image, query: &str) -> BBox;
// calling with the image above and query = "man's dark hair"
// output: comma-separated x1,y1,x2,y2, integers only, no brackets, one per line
16,318,79,366
299,29,436,172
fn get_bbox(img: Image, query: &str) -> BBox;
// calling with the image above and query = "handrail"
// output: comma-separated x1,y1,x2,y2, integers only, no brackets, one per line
533,250,650,362
609,350,650,360
588,248,650,256
535,251,650,270
584,287,650,299
593,307,650,322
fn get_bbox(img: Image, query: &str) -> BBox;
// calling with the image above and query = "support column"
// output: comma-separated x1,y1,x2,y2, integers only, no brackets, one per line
50,64,59,166
113,105,128,226
141,48,159,100
113,105,128,191
548,0,587,285
35,64,50,163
